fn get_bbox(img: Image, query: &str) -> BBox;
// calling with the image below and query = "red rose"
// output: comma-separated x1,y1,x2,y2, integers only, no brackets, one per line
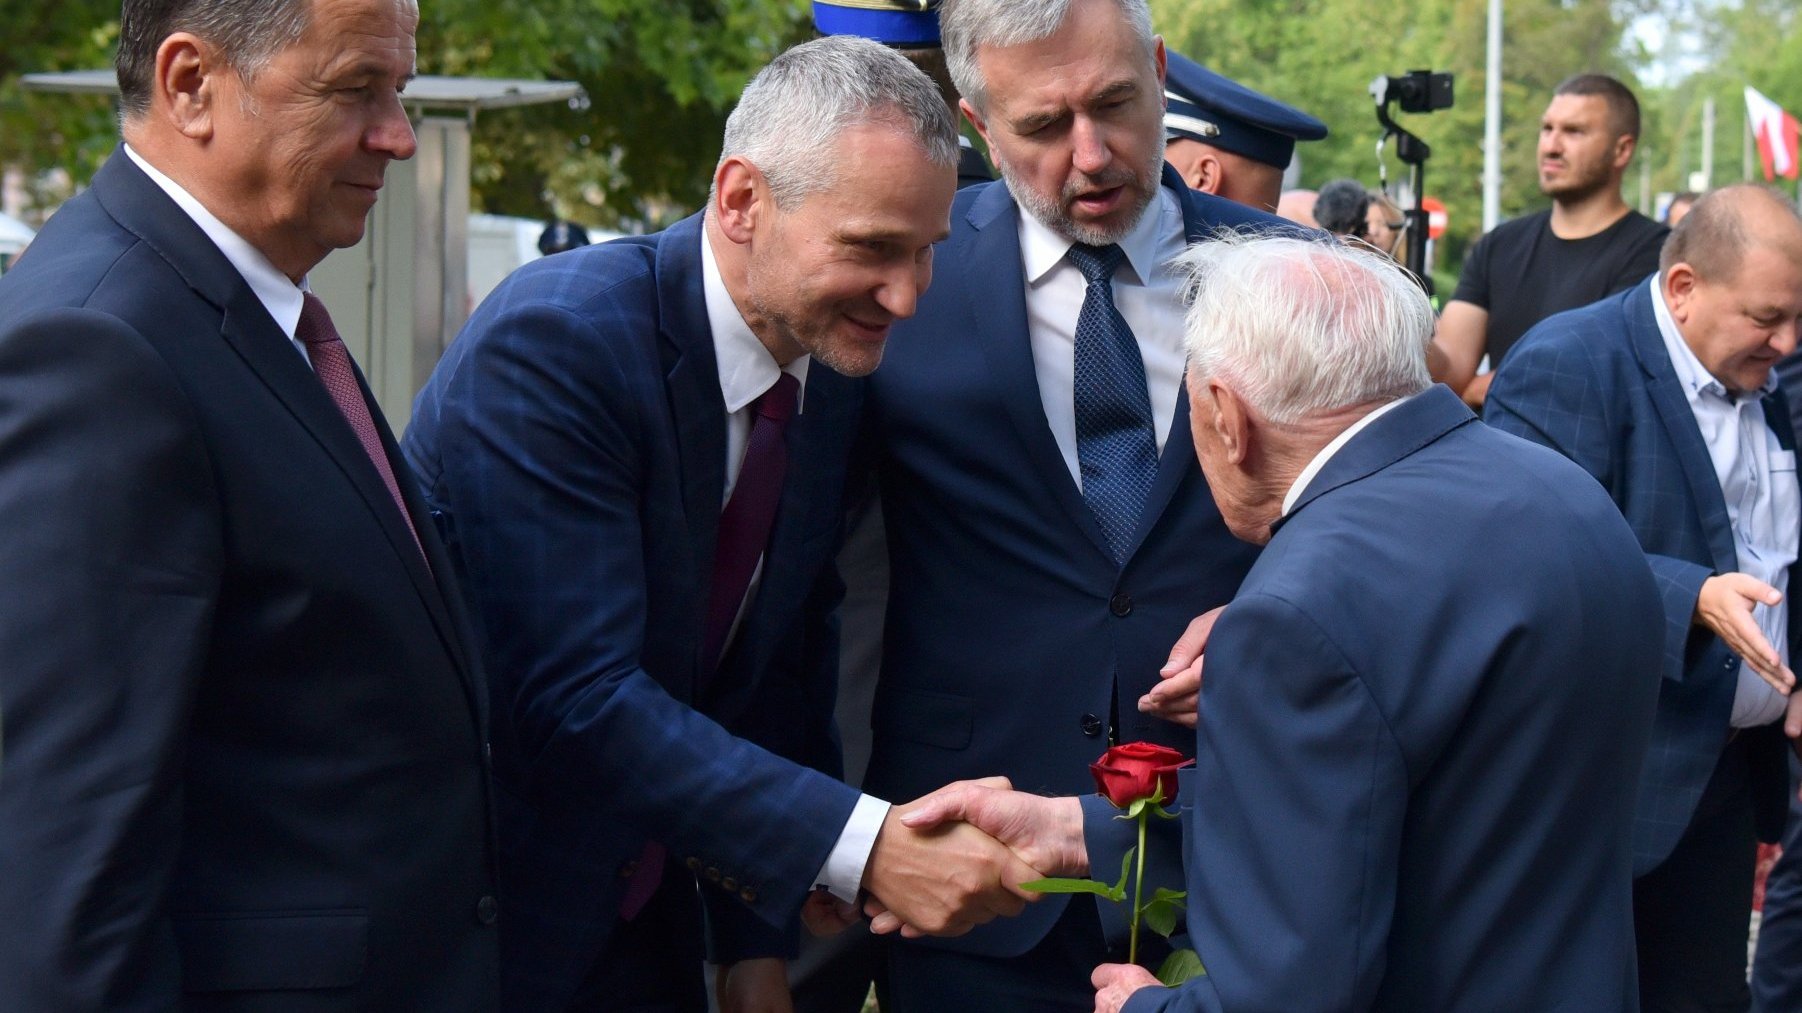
1090,741,1194,808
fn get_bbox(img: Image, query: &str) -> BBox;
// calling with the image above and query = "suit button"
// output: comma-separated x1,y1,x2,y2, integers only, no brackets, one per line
476,895,499,925
1109,593,1133,617
740,886,758,903
1081,713,1103,737
721,877,738,892
705,866,722,883
686,856,703,873
618,860,639,878
482,742,493,763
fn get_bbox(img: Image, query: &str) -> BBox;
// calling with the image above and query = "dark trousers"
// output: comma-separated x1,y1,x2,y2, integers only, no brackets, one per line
570,858,708,1012
880,898,1141,1013
1636,732,1759,1013
1752,752,1802,1012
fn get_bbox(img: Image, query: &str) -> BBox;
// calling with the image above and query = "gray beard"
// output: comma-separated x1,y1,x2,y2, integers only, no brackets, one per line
995,148,1164,246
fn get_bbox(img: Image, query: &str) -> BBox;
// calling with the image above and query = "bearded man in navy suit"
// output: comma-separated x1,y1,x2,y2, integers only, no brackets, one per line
852,1,1293,1007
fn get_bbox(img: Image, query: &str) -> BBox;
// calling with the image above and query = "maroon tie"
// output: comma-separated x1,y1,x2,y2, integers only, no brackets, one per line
618,371,800,921
295,293,424,559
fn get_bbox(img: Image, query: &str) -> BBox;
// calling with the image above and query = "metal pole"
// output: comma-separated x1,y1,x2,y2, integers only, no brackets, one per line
1482,0,1503,232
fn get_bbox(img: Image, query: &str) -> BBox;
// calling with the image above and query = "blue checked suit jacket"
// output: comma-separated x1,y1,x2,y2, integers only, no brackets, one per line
859,167,1278,958
1486,279,1795,875
404,214,862,1009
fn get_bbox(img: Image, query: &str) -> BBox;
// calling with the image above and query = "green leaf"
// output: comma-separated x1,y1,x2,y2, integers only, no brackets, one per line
1108,848,1134,901
1152,803,1182,821
1156,947,1206,986
1138,888,1186,938
1021,876,1125,897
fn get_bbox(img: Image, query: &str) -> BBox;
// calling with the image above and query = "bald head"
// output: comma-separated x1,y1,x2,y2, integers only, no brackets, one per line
1660,184,1802,284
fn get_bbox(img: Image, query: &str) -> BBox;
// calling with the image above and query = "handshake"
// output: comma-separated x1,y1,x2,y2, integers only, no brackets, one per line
804,778,1090,939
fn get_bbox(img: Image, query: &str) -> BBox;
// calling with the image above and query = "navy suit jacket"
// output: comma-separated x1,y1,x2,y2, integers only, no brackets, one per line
1123,387,1661,1012
1486,280,1796,873
0,150,498,1009
861,167,1278,956
404,214,862,1008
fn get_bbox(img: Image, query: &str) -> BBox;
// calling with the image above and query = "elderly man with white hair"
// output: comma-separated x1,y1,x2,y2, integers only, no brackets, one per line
904,235,1665,1012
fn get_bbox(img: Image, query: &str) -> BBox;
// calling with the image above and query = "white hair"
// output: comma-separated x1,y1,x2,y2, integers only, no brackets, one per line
940,0,1155,112
1177,233,1433,425
714,34,958,210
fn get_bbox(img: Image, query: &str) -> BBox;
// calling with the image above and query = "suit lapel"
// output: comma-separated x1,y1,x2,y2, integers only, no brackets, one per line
654,214,727,697
92,149,483,712
1626,285,1740,574
963,184,1118,563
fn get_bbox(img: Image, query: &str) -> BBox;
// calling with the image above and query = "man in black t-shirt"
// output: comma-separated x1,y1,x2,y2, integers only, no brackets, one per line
1434,74,1667,407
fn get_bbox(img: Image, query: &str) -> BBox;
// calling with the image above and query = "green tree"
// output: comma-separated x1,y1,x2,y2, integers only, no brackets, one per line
1153,0,1647,263
0,0,120,216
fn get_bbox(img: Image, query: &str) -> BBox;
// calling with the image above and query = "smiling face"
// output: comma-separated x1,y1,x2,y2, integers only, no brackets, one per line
741,122,956,377
1667,243,1802,394
963,0,1167,245
1537,94,1629,202
205,0,418,279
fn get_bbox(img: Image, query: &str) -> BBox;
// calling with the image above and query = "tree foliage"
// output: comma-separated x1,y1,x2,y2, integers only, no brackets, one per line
1153,0,1649,261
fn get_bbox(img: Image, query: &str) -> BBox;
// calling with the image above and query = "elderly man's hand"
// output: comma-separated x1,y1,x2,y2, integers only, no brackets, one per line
715,958,793,1013
1092,962,1163,1013
859,787,1043,939
1695,573,1796,693
1139,606,1224,728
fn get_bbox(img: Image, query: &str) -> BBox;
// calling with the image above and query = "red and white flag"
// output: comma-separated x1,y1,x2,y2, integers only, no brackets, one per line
1746,85,1800,181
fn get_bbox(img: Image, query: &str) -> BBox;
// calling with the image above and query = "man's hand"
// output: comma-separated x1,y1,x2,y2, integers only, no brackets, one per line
1459,370,1495,409
1092,962,1162,1013
895,779,1088,883
799,889,860,938
1140,607,1223,727
715,957,793,1013
1695,572,1796,693
860,793,1043,939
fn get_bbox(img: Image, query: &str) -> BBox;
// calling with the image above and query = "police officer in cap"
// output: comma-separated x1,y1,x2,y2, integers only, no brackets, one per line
1163,50,1327,213
813,0,992,188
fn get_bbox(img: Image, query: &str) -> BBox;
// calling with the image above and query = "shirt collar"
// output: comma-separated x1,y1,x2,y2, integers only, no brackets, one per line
700,226,810,415
1650,273,1775,405
1019,185,1180,288
1280,395,1413,517
123,144,308,340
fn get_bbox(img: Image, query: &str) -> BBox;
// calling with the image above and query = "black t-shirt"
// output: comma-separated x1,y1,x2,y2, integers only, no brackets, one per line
1452,208,1668,367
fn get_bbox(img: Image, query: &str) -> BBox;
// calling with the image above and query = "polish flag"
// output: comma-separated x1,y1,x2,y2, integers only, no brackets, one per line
1746,86,1800,181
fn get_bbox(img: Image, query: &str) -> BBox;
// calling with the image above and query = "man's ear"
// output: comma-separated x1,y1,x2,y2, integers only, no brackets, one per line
960,97,993,154
1611,133,1636,174
1209,379,1251,466
1152,35,1167,93
155,33,218,140
1189,153,1223,195
713,155,764,245
1664,262,1699,322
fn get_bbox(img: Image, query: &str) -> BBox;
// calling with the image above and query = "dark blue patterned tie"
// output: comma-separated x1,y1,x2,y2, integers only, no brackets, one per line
1068,242,1158,564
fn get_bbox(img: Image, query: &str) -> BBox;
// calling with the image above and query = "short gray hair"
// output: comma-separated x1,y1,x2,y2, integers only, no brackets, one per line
1178,234,1433,425
940,0,1155,112
117,0,317,118
715,35,959,210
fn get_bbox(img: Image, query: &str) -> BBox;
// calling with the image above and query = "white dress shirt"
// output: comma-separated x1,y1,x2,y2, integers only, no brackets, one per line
1651,275,1800,727
1020,187,1188,486
699,231,887,901
1280,396,1411,517
124,145,311,362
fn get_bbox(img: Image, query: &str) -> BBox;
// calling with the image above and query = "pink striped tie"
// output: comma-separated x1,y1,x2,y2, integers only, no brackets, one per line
296,293,425,559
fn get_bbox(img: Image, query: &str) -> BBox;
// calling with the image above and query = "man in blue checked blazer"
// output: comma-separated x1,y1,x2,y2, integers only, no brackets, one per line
853,2,1294,1008
404,38,1037,1013
1487,184,1802,1012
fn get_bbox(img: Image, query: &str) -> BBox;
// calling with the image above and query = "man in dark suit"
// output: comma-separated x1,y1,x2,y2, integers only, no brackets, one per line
854,1,1289,1008
0,0,500,1008
404,36,1039,1013
907,234,1664,1012
1487,184,1802,1011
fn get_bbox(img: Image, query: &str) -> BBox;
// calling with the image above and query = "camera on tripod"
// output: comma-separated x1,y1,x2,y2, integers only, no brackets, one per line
1370,71,1454,115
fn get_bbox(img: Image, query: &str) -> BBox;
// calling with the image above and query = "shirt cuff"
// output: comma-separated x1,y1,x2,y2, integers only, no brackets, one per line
815,793,890,902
